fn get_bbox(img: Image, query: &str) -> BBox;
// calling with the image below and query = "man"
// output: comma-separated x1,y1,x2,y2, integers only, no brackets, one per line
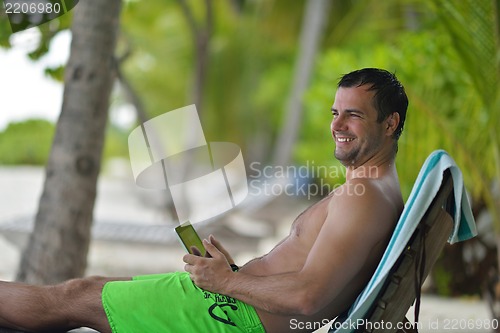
0,68,408,333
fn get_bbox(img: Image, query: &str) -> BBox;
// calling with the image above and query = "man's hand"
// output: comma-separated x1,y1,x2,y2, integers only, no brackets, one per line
183,236,235,293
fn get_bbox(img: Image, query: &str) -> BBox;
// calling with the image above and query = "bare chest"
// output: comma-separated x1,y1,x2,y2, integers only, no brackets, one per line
289,195,331,239
257,197,332,273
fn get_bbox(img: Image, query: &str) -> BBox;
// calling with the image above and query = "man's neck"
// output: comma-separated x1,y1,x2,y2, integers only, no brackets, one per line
344,152,396,181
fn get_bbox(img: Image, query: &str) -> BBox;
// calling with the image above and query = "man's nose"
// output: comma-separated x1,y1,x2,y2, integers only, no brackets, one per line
331,113,347,131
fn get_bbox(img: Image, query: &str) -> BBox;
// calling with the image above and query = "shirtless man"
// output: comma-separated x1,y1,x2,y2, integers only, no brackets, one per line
0,68,408,333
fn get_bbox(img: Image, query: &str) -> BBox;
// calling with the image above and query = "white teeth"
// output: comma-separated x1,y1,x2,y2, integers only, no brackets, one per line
337,137,354,142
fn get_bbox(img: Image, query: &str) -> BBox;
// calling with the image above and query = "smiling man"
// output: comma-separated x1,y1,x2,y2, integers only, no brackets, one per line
0,68,408,333
184,68,408,333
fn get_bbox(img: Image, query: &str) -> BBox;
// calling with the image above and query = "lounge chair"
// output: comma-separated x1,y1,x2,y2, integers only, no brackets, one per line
315,150,478,333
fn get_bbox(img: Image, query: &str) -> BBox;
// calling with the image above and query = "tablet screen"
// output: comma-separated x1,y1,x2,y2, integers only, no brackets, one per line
175,223,206,256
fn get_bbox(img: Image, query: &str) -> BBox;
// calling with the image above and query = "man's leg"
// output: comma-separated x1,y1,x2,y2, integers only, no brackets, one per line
0,276,129,333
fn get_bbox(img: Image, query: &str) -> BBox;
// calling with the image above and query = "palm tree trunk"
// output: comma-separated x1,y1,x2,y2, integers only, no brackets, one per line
177,0,213,114
16,0,122,284
273,0,331,167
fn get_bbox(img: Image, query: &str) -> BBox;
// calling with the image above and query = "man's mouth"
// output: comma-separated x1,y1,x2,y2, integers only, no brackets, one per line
336,137,355,143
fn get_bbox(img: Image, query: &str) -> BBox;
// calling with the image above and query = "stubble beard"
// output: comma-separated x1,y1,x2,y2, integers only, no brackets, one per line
334,135,385,168
335,146,361,167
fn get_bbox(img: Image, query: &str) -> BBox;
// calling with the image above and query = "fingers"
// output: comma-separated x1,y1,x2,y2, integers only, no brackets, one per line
208,235,234,264
209,234,221,247
183,253,206,278
183,254,194,275
183,253,198,265
202,238,222,259
190,246,202,256
209,235,228,252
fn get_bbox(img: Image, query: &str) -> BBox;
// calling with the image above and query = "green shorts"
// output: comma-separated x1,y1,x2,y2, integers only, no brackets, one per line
101,272,265,333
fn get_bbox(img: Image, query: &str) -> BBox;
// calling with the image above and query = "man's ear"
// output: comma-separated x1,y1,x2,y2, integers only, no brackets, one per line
385,112,400,137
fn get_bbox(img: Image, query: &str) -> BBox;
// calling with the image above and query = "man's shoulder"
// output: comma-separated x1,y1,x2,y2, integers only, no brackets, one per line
326,177,402,229
330,177,389,202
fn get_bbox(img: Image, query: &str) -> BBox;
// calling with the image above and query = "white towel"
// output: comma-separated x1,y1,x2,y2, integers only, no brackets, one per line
314,150,478,333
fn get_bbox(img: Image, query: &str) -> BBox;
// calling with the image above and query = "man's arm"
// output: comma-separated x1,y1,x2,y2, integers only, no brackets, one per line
184,180,397,315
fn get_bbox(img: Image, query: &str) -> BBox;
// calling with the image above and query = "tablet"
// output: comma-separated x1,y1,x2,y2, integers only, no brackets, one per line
175,223,206,256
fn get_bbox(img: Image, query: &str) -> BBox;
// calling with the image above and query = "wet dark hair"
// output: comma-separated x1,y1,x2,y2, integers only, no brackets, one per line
337,68,408,140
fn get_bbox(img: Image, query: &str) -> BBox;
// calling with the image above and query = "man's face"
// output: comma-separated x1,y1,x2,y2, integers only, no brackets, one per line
330,85,387,167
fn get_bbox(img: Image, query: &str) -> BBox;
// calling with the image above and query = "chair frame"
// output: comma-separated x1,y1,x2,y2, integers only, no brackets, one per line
358,170,455,333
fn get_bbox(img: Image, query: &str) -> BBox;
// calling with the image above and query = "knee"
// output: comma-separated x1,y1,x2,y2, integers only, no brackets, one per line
59,276,107,302
54,277,108,327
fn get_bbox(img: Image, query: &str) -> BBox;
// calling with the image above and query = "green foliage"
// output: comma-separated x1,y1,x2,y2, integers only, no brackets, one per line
44,65,65,81
0,3,73,81
432,265,453,296
0,11,12,46
118,0,323,148
298,2,499,206
27,11,74,61
102,124,130,160
0,119,128,166
0,119,55,165
120,0,192,118
28,13,74,83
428,0,500,229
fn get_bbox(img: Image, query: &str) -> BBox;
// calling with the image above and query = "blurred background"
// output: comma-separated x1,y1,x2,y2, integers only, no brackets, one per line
0,0,498,331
